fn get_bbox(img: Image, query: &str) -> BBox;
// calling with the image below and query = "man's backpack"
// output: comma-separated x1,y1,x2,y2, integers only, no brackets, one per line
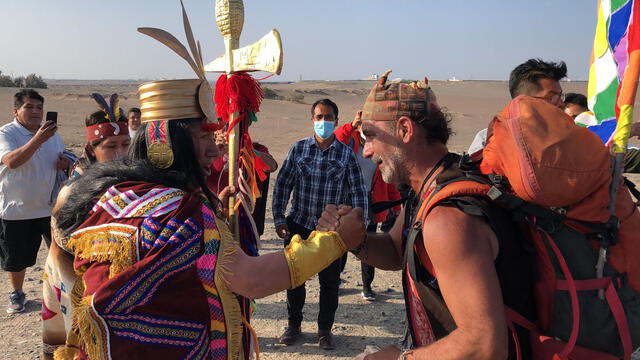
407,96,640,359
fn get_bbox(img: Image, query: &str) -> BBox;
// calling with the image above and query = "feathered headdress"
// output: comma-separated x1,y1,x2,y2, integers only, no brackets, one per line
91,93,121,123
135,0,218,168
86,93,128,142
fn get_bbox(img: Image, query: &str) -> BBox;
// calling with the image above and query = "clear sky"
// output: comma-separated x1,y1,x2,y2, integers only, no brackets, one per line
0,0,597,81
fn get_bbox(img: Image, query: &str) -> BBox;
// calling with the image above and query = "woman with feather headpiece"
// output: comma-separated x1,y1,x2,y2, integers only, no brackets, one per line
41,93,131,359
71,94,131,177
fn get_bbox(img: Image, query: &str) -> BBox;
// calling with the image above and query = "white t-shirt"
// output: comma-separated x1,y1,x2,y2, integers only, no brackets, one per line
129,127,137,141
0,119,65,220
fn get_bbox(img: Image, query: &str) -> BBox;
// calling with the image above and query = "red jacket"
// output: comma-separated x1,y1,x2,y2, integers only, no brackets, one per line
334,123,401,223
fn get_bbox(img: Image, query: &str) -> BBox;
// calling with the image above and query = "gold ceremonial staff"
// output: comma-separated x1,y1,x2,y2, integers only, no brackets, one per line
206,0,283,239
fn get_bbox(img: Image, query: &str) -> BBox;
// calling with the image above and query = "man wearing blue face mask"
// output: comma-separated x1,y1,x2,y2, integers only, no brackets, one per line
272,98,369,350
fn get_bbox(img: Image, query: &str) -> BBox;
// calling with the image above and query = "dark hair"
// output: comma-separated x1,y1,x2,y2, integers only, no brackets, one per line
509,58,567,98
129,118,219,209
128,107,141,115
564,93,588,109
407,107,453,145
75,109,128,169
56,160,189,237
56,118,220,237
14,89,44,108
310,98,339,118
386,102,453,145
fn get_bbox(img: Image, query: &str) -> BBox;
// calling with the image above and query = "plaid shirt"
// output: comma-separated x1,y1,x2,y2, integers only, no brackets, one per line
272,136,369,230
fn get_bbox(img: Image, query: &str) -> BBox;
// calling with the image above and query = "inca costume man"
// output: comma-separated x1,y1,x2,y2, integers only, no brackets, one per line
49,2,348,359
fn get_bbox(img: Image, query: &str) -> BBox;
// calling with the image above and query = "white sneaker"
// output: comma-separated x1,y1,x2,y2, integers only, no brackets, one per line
361,289,376,301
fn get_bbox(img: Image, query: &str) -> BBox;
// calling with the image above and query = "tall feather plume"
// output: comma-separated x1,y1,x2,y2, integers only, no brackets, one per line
137,27,203,80
91,93,111,120
197,40,204,70
109,93,120,121
180,0,205,76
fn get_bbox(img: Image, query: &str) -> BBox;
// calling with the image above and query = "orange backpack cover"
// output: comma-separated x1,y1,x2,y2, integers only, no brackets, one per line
480,95,640,292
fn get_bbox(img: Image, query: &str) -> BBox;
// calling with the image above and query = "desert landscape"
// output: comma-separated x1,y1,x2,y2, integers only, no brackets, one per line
0,79,638,359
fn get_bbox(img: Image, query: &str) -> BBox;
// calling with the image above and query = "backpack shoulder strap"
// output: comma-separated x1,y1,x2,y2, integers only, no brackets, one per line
402,173,500,339
405,175,493,282
404,155,494,282
416,180,492,224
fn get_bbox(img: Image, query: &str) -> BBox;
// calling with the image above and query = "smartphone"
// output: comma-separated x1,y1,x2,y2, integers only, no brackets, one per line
46,111,58,124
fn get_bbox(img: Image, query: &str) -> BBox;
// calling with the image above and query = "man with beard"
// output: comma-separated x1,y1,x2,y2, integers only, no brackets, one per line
317,71,532,359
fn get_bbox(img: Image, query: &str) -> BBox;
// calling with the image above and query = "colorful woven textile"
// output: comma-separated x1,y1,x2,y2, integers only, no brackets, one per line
584,0,640,153
53,182,247,360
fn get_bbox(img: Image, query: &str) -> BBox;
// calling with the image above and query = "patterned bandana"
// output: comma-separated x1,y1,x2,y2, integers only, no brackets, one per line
361,69,441,122
86,121,129,143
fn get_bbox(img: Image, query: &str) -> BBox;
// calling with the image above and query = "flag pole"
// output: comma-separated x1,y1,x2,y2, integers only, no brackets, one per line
210,1,283,241
589,0,640,298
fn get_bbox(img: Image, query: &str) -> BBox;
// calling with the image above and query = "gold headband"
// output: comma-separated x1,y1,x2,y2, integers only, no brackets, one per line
138,79,213,123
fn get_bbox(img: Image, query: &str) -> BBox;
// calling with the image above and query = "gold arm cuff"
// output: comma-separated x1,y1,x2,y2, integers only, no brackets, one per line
284,231,347,288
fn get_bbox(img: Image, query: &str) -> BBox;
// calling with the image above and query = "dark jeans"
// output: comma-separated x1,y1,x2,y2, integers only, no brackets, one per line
361,215,396,291
339,252,348,273
361,222,378,291
285,217,341,332
252,175,270,236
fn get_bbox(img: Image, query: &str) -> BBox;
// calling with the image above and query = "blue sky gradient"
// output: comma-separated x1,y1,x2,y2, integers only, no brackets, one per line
0,1,597,81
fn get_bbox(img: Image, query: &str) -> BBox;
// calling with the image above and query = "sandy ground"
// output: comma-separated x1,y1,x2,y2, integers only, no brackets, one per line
0,80,638,359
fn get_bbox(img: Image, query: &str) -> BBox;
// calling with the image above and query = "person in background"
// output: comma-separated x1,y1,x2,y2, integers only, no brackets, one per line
71,105,131,178
563,93,589,119
468,58,567,156
127,107,141,140
207,128,277,236
334,110,401,301
41,95,130,358
0,89,68,314
252,141,278,236
272,98,369,350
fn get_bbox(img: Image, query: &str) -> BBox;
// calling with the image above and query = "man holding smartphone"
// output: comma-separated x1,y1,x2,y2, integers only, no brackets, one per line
0,89,67,313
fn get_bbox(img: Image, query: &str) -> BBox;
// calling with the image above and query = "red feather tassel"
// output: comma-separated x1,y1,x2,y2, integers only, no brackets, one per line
215,72,263,127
